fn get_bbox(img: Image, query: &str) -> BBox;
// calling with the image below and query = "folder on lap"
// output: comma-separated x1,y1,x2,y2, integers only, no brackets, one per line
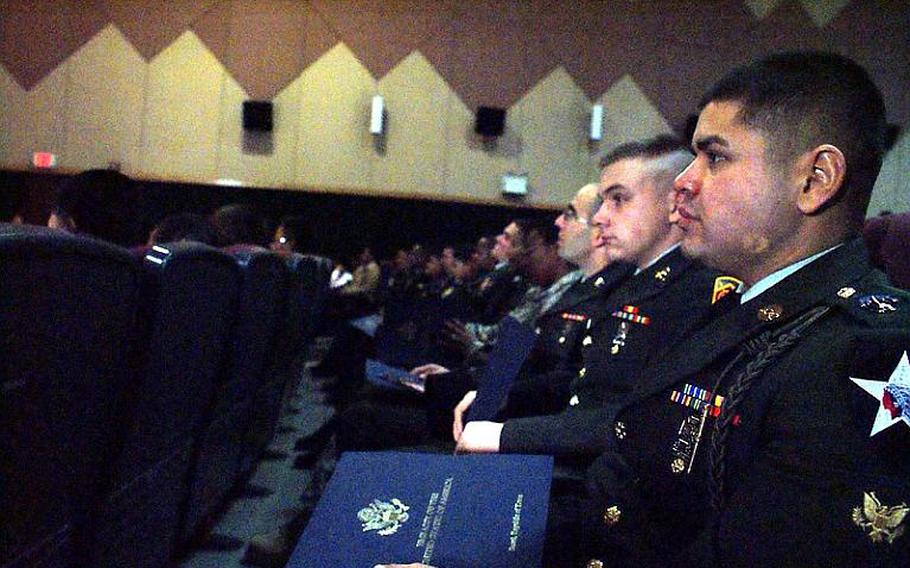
288,452,553,568
468,316,538,422
365,359,420,391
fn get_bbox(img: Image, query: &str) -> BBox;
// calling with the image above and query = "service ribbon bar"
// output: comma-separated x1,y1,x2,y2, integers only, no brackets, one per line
611,305,651,325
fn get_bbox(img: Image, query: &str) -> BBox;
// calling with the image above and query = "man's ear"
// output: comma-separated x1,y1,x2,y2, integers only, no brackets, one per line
797,144,846,215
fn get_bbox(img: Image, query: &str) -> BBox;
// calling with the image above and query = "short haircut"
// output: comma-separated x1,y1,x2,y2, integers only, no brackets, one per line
54,169,139,246
210,203,267,247
600,136,693,192
0,185,25,222
278,215,309,250
700,51,887,208
152,212,215,245
599,135,691,170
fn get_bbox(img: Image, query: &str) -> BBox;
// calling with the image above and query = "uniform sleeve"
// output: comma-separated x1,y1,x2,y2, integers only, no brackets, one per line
500,406,619,457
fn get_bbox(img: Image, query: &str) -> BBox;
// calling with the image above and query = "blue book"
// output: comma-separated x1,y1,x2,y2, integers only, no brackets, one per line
288,452,553,568
365,359,422,392
468,316,539,422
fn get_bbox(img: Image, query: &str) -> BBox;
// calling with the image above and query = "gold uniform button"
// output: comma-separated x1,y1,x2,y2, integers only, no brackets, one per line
569,395,580,406
602,505,621,526
582,335,593,346
578,367,587,378
534,327,541,335
558,336,566,344
586,560,604,568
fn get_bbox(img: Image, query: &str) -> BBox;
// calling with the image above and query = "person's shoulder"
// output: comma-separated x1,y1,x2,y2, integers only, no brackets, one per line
826,270,910,330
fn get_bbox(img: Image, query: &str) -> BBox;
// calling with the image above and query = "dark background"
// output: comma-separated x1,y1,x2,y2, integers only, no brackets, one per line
0,169,557,264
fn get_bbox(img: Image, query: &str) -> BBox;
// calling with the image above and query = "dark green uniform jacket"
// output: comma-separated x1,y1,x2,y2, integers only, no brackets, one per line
500,246,733,457
502,262,635,418
581,238,910,567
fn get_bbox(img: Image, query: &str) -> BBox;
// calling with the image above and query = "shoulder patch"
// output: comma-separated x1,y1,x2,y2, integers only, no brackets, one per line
712,276,743,305
850,350,910,437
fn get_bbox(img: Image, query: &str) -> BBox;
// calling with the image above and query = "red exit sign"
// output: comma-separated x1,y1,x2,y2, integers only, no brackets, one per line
32,152,57,168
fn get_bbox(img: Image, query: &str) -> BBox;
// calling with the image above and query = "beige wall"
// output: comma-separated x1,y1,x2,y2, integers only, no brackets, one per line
0,1,907,211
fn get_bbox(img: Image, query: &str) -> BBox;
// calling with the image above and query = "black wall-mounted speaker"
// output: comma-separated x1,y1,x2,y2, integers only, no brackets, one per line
475,106,506,137
243,101,273,132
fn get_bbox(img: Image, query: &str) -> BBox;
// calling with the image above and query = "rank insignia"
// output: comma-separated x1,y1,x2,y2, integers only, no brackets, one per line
851,492,908,544
850,351,910,436
858,294,900,314
611,305,651,325
712,275,743,304
654,266,671,282
441,286,454,298
594,276,605,287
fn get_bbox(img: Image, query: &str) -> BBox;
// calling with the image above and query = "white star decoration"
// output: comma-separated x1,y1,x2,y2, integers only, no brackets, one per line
850,351,910,437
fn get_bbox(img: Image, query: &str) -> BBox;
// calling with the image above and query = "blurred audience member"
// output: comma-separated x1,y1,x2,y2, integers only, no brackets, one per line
210,203,268,247
48,169,140,246
147,212,216,246
270,215,309,256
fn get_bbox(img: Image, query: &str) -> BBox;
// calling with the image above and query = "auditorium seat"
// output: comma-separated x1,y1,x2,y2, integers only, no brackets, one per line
0,224,141,568
237,253,330,478
180,247,289,542
86,242,240,568
864,211,910,289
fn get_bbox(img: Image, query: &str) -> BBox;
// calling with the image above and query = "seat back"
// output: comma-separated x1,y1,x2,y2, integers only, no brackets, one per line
180,247,289,541
864,212,910,289
87,242,240,568
0,224,140,568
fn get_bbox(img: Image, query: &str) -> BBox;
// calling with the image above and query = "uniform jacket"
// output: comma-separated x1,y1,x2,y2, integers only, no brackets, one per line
502,262,635,418
472,262,528,324
500,247,733,456
581,238,910,567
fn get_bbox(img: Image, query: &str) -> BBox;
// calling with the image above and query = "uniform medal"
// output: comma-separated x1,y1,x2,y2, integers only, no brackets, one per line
669,384,725,474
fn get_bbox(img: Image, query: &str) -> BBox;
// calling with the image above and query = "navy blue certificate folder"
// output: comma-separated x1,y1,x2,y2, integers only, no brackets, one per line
287,452,554,568
365,359,415,391
468,316,539,422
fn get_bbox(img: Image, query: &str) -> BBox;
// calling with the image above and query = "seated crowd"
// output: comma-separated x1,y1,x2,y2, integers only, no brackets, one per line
2,51,908,568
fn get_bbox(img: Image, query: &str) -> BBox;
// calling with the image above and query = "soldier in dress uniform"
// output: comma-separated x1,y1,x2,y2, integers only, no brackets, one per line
454,136,737,460
579,52,910,567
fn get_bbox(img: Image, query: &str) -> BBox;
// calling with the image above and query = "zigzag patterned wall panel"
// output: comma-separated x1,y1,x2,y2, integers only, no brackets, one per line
0,0,907,210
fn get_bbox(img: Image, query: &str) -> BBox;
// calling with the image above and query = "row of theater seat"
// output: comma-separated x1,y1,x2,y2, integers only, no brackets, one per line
0,222,332,568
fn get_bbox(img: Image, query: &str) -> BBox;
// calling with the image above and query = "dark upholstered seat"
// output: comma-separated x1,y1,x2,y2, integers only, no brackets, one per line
0,224,141,568
180,247,289,542
86,242,240,568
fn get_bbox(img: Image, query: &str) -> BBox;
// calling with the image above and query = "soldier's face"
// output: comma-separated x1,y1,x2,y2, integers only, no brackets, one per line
554,195,593,264
593,157,675,268
672,101,799,282
493,222,522,262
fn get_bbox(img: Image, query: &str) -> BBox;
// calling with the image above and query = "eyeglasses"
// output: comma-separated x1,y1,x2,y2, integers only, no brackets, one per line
561,206,589,225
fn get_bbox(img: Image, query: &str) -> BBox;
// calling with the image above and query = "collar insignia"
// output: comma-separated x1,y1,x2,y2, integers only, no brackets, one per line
594,276,605,287
712,276,742,305
757,304,783,322
858,294,900,314
837,287,857,299
852,492,908,544
851,351,910,436
654,266,671,282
